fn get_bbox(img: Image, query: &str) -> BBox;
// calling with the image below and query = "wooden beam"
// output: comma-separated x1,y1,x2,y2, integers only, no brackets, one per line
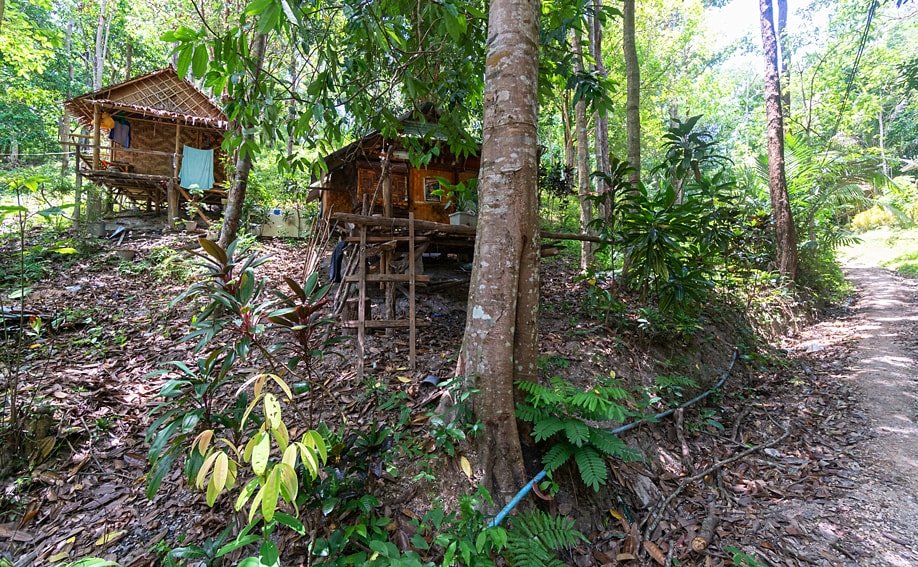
173,120,183,181
331,212,612,245
91,104,101,171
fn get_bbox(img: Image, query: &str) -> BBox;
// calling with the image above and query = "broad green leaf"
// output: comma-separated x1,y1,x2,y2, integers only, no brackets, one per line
261,467,280,522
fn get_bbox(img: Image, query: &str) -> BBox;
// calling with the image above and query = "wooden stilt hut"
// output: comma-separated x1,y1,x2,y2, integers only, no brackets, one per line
63,67,228,227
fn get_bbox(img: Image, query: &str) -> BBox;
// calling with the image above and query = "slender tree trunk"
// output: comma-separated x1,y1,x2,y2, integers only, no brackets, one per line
591,0,611,220
759,0,797,280
777,0,791,120
60,19,74,178
459,0,539,506
623,0,640,186
93,0,109,90
125,41,132,80
219,32,267,248
573,32,592,271
878,109,889,177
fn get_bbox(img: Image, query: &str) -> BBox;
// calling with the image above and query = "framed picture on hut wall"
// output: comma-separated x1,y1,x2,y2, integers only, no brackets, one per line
423,177,443,202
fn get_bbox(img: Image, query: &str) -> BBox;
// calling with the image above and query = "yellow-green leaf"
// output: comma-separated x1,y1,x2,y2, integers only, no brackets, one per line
304,430,327,464
196,451,220,489
226,459,238,490
459,455,473,480
235,478,259,512
252,431,270,476
249,486,264,523
206,473,219,506
282,444,298,470
270,373,293,400
277,462,298,502
264,393,282,430
240,392,263,428
298,443,319,478
213,452,229,493
194,429,214,455
272,419,289,453
95,530,125,546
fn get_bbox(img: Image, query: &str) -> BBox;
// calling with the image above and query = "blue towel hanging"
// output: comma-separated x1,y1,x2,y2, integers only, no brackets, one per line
179,146,215,191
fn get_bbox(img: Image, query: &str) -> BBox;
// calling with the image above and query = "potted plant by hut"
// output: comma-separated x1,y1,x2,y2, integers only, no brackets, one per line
184,186,204,232
435,178,478,228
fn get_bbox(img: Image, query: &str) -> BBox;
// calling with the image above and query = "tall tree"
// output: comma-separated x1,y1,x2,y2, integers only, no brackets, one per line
591,0,611,220
622,0,640,185
459,0,540,504
573,31,592,271
93,0,110,90
758,0,798,280
219,31,267,248
777,0,791,119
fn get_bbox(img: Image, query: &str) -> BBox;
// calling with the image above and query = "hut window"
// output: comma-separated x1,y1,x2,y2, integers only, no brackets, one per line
423,177,443,202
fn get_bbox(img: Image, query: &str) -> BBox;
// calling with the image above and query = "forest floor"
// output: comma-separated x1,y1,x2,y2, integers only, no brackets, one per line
0,225,916,566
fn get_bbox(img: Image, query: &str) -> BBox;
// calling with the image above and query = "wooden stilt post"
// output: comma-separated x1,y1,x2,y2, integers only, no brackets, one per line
73,136,83,228
408,212,416,370
168,121,183,225
382,156,395,332
91,105,101,171
357,224,368,379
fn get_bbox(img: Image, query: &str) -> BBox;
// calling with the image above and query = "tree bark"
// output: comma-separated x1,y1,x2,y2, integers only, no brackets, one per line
459,0,540,506
759,0,797,280
125,40,132,81
591,0,611,221
623,0,641,186
573,32,592,271
219,32,267,248
777,0,790,120
93,0,110,90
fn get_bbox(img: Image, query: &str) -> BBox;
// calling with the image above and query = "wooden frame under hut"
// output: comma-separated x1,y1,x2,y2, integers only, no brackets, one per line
63,67,228,227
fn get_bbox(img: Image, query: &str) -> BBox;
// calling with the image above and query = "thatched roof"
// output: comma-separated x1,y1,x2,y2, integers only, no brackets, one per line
64,67,227,130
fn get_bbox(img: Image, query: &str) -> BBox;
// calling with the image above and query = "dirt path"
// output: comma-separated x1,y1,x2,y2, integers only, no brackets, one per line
840,267,918,565
787,267,918,566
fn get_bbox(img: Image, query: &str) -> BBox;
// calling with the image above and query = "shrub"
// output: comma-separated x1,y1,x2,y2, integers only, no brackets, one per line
850,205,901,231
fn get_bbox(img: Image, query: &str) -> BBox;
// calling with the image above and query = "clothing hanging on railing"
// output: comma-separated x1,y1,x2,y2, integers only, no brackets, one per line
179,146,214,191
108,117,131,148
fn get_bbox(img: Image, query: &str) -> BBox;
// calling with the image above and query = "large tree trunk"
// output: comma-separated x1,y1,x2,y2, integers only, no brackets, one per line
573,32,592,271
777,0,790,119
759,0,797,280
623,0,640,186
460,0,540,506
591,1,611,221
219,32,267,248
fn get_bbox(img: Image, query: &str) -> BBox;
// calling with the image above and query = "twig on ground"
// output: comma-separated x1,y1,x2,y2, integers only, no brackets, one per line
643,423,792,538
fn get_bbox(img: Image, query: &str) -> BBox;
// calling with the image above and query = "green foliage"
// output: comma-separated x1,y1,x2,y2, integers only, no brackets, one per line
851,204,905,231
724,546,765,567
146,238,343,564
504,511,586,567
516,376,640,491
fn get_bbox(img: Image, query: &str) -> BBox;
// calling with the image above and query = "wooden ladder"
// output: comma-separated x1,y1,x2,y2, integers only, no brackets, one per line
343,213,427,378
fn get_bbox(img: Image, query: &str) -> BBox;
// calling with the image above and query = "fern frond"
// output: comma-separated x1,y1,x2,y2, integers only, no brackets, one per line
563,420,590,447
588,429,642,462
516,403,547,424
574,446,608,491
505,511,586,567
569,390,606,413
533,416,566,442
542,443,574,472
